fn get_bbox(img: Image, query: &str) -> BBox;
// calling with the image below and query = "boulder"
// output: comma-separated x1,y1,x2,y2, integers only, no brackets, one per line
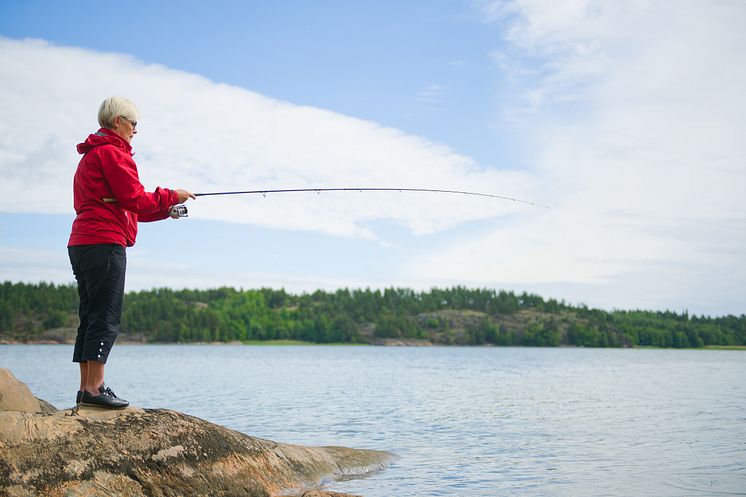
0,369,391,497
0,369,41,413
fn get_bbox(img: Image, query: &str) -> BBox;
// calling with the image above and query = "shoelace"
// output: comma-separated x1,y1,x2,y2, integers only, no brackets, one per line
100,384,118,398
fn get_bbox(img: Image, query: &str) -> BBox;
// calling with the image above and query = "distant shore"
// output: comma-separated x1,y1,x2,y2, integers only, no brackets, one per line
2,339,745,350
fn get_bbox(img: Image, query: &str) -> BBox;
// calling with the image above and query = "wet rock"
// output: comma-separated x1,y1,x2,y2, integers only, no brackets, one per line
0,369,391,497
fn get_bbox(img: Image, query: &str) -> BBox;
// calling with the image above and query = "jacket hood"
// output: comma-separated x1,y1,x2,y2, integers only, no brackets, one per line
77,128,133,156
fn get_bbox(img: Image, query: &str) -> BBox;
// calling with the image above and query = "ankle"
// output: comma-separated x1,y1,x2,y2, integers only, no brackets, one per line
84,385,102,395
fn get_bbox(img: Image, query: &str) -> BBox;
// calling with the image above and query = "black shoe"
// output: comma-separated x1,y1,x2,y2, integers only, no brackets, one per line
76,390,82,405
81,383,129,409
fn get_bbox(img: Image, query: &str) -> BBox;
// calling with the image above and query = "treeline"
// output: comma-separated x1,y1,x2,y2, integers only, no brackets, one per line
1,281,745,348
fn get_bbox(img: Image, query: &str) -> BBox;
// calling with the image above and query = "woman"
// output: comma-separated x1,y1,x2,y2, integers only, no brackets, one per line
68,96,194,409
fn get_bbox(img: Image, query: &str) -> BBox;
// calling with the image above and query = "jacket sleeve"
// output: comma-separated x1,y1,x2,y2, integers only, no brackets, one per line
138,205,171,223
100,147,179,221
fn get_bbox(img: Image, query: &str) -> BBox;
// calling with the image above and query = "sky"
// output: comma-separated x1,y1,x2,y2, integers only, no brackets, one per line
1,0,744,316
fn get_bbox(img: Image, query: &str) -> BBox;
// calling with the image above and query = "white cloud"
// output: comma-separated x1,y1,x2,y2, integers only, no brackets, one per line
0,247,72,284
415,84,445,107
0,37,534,240
412,0,746,313
0,243,374,294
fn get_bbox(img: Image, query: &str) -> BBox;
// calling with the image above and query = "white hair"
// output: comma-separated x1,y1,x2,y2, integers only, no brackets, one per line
97,96,140,129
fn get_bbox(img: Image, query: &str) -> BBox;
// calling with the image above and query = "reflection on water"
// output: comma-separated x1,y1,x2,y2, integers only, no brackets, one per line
2,345,745,497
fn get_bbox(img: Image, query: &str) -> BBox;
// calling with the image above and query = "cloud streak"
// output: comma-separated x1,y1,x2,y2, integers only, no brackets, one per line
412,0,746,313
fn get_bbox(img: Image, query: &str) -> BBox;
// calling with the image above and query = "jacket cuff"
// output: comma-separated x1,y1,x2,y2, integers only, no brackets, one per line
168,188,180,207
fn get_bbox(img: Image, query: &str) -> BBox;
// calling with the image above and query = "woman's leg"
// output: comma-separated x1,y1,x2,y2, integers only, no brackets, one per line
70,246,91,403
69,244,129,408
84,360,105,395
79,361,88,391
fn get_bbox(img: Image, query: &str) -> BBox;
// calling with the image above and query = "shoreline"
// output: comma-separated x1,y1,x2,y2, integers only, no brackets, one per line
1,340,745,350
0,339,370,346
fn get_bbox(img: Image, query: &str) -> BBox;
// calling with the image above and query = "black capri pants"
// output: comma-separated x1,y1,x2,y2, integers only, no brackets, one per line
68,244,126,364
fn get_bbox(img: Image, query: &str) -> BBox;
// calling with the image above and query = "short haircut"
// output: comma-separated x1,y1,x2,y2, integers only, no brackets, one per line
97,96,140,129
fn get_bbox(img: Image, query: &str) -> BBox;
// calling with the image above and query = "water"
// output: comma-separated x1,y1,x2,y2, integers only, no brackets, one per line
2,345,745,497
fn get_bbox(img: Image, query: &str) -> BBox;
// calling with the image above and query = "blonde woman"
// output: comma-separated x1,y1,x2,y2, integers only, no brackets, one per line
68,96,194,409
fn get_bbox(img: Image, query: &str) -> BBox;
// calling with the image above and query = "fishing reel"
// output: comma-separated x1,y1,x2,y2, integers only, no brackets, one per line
169,204,188,219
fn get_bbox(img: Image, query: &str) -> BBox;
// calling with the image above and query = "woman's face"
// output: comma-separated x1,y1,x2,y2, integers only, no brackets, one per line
112,115,138,143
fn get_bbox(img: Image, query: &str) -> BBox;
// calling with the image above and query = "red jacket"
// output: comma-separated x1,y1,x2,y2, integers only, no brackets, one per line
68,128,179,248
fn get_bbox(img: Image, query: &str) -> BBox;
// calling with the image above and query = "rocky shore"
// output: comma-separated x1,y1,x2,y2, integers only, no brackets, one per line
0,369,392,497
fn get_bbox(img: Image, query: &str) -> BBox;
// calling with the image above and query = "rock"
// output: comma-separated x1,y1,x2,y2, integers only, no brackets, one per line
296,491,363,497
0,369,41,413
34,397,58,415
0,369,392,497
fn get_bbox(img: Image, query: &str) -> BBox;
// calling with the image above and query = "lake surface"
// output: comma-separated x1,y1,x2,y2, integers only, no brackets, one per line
2,345,745,496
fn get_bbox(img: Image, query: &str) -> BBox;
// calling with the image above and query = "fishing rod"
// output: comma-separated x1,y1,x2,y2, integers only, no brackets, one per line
194,187,549,207
167,187,550,218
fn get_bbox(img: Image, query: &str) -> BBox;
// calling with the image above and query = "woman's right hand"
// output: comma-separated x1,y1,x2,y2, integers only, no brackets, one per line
175,189,197,203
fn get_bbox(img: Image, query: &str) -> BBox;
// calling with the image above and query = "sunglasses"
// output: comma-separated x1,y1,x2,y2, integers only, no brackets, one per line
119,116,138,129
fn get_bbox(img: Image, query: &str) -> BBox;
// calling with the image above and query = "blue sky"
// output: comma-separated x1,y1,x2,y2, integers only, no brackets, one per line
1,1,745,316
0,1,518,168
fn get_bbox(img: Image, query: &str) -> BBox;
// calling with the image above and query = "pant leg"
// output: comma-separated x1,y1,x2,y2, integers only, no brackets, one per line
68,244,127,364
71,261,90,363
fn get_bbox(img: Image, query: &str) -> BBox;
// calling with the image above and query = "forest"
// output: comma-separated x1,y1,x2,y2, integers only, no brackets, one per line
1,281,744,348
